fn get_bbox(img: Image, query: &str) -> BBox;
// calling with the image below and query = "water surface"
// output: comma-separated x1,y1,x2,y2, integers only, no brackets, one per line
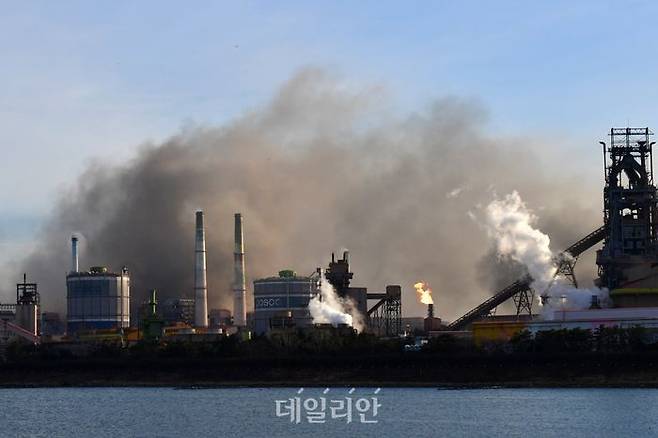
2,387,658,437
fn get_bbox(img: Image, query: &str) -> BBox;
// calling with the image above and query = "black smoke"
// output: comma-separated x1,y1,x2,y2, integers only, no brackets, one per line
7,69,603,320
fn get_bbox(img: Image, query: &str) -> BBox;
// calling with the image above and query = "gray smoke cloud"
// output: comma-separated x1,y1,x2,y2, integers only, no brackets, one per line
4,68,604,320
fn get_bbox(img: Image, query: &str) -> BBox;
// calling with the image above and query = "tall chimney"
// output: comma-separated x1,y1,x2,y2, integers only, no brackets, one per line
71,235,79,273
233,213,247,327
194,211,208,328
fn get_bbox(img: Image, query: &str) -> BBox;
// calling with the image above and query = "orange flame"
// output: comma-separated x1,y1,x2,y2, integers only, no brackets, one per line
414,282,434,305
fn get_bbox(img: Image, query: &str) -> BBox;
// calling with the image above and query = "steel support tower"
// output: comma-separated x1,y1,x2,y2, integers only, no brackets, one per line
16,273,39,306
596,127,658,289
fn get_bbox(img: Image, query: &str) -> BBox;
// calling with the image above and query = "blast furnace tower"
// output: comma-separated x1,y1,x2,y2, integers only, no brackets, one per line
596,127,658,306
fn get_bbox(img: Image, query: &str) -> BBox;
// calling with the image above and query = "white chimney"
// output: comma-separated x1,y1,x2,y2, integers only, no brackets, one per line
71,235,79,273
233,213,247,327
194,211,208,328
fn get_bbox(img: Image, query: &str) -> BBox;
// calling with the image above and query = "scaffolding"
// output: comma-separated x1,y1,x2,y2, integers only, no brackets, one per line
367,286,402,337
16,273,39,306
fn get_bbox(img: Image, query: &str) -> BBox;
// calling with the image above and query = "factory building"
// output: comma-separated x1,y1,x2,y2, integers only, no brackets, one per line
253,270,318,334
66,266,130,334
209,308,232,328
325,252,367,317
450,128,658,344
41,312,65,337
15,273,40,337
0,274,41,345
473,308,658,345
161,298,195,325
325,251,402,336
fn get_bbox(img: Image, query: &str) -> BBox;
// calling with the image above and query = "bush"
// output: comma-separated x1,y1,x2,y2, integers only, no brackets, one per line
508,326,651,354
594,325,647,353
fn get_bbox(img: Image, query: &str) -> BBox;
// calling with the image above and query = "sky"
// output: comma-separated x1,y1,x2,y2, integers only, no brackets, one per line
2,0,658,288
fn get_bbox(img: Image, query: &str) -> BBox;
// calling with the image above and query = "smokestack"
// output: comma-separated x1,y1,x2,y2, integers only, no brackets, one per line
233,213,247,327
427,303,434,319
194,211,208,328
71,236,79,273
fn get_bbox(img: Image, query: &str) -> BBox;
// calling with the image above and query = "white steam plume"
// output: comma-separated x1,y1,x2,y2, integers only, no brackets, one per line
308,270,364,331
483,191,607,317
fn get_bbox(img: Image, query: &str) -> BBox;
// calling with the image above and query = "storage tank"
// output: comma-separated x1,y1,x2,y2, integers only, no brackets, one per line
253,270,318,334
66,266,130,334
15,304,38,337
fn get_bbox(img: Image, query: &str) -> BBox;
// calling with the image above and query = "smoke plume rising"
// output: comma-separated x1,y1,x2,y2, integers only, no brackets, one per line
482,191,607,316
3,68,603,320
308,270,363,331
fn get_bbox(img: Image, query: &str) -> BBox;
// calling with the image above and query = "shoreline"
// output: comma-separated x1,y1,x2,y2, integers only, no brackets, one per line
5,349,658,389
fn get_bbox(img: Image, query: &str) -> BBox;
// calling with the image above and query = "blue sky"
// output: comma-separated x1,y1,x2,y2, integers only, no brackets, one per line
2,1,658,267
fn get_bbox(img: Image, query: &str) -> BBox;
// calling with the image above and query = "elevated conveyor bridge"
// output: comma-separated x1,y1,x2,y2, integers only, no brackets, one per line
447,225,607,330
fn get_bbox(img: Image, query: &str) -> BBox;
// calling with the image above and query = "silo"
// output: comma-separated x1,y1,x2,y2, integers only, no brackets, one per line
66,266,130,334
253,270,318,334
16,274,40,336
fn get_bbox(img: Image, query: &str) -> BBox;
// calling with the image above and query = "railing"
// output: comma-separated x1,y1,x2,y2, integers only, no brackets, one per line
447,280,531,330
0,304,16,314
563,225,606,257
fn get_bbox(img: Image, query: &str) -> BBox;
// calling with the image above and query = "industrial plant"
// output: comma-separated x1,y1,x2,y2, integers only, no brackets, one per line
4,128,658,353
467,127,658,345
